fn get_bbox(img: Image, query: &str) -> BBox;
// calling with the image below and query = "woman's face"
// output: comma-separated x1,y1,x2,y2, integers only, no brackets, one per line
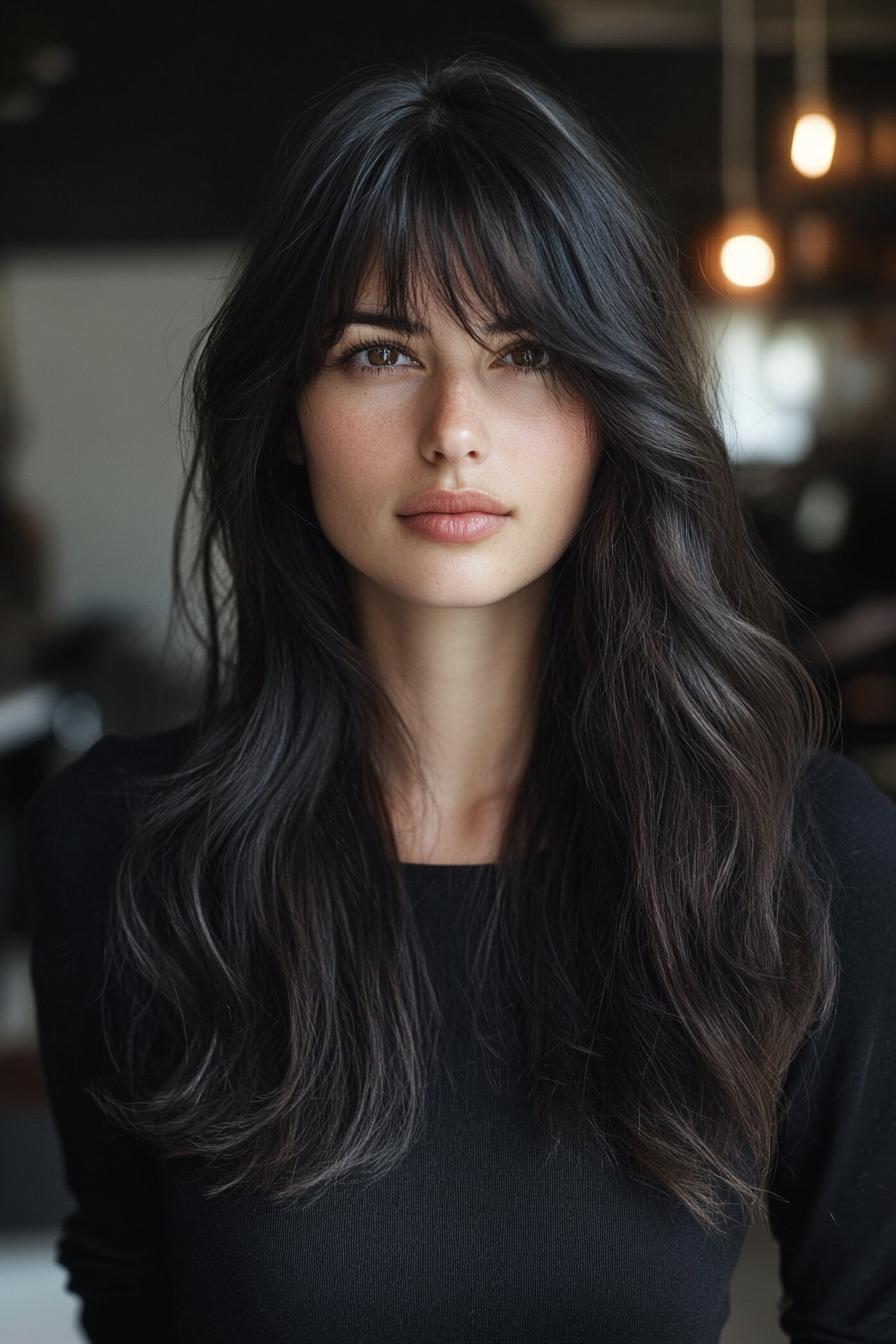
290,274,600,610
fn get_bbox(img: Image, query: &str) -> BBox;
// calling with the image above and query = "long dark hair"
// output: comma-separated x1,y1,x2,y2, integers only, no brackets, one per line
91,52,840,1239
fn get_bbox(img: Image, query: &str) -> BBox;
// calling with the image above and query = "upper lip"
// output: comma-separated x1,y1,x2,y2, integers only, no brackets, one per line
397,488,510,516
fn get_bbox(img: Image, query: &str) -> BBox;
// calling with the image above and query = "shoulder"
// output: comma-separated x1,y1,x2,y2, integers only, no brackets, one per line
25,718,198,818
22,719,199,927
798,748,896,929
769,752,896,1330
797,747,896,891
795,748,896,1025
24,718,198,828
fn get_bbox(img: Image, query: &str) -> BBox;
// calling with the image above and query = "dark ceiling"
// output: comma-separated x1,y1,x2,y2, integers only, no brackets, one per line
2,0,894,291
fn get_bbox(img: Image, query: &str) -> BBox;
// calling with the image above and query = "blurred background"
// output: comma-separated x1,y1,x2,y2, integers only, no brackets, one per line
0,1,893,1340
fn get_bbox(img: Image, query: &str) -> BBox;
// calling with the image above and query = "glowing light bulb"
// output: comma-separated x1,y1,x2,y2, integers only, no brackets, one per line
719,233,776,288
791,113,837,177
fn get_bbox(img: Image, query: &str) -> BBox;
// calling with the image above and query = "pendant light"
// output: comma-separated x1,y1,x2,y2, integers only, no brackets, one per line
790,0,837,177
712,0,778,292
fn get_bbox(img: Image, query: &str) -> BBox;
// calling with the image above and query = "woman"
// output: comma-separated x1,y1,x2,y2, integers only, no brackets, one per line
26,53,896,1343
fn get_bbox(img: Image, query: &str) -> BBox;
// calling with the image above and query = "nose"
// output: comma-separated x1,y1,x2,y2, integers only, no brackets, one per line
417,368,490,464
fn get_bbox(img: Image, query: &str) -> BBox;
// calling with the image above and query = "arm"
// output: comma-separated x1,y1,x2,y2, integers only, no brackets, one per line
767,751,896,1342
25,738,175,1342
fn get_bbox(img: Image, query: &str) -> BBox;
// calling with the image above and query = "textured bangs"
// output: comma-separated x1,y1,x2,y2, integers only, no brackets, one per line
309,122,599,406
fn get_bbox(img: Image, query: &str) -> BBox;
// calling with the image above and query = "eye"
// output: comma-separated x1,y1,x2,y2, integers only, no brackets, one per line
501,342,551,374
337,341,416,374
333,337,553,378
334,338,419,376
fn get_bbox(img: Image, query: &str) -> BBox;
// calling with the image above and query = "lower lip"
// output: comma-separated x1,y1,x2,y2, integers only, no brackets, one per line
398,511,509,542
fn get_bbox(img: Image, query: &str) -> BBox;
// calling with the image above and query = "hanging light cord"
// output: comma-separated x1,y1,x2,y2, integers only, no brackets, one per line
720,0,758,212
795,0,828,105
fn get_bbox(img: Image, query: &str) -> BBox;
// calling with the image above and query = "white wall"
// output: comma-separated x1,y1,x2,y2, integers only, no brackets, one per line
2,244,234,651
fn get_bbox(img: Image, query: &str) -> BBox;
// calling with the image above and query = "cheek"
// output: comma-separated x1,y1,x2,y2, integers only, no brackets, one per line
299,392,391,491
522,405,599,516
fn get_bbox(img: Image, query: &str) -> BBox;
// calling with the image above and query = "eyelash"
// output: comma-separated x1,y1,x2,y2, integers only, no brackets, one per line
334,338,552,377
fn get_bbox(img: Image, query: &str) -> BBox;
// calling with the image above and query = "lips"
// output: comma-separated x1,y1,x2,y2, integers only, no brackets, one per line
397,488,510,516
399,512,508,542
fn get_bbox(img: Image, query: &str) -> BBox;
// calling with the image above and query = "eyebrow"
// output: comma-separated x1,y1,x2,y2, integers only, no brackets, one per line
343,309,526,339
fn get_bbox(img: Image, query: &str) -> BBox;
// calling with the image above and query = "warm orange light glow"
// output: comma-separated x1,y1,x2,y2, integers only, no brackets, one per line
791,112,837,177
719,233,776,288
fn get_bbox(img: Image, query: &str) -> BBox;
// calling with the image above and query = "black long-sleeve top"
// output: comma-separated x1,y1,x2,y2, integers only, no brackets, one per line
23,726,896,1342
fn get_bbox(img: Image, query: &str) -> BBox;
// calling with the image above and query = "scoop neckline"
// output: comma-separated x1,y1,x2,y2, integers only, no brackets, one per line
399,847,551,872
400,860,495,871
